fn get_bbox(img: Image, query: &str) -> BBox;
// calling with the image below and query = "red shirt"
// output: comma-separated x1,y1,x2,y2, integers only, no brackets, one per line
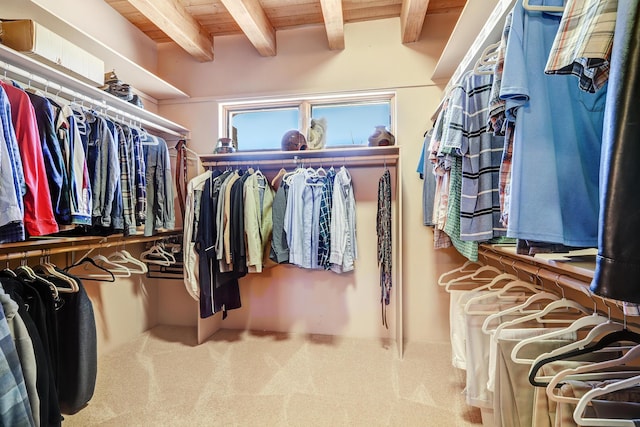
1,82,59,236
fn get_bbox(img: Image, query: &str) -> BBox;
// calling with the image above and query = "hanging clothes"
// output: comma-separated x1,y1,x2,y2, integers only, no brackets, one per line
143,134,175,237
329,166,357,273
0,276,62,427
0,81,58,237
25,92,70,226
58,105,92,227
0,86,25,243
85,112,120,231
500,0,606,247
318,167,336,270
377,169,392,328
544,0,618,93
196,173,241,319
591,0,640,303
0,290,34,427
183,170,212,300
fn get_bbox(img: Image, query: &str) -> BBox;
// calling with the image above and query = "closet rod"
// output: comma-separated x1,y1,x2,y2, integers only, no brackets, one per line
0,55,185,139
479,248,589,292
0,234,175,262
202,154,398,170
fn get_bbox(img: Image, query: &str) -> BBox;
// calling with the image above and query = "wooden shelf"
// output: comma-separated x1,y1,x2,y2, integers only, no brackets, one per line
200,146,400,169
0,229,182,261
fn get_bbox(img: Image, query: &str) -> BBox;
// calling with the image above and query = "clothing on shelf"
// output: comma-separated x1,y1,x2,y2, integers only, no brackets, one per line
0,81,58,238
425,0,619,264
0,76,176,242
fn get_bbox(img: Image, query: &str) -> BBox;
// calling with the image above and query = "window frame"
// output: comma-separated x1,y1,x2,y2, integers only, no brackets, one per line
219,91,396,151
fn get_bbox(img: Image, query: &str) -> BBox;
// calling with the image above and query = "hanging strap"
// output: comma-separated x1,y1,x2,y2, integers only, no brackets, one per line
175,139,188,223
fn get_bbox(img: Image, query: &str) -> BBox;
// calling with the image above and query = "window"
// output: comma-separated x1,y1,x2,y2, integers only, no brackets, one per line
220,92,395,151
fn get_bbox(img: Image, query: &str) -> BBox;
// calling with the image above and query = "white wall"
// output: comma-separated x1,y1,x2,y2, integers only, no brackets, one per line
157,14,466,343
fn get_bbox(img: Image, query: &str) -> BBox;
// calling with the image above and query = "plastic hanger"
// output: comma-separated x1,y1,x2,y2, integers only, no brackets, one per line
465,273,521,293
64,257,116,282
271,167,288,188
529,328,640,387
445,265,502,292
473,42,500,75
464,278,542,316
16,264,60,298
546,344,640,404
437,260,484,286
93,254,131,277
140,244,175,266
33,259,80,293
493,298,592,337
522,0,565,12
482,291,561,334
511,313,610,364
573,373,640,426
107,250,148,274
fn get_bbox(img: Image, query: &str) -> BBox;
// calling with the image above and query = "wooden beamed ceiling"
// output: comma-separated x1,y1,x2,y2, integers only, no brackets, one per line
104,0,465,61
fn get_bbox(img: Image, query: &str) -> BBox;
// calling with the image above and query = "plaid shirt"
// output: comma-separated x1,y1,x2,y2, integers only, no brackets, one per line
318,168,336,269
488,11,512,136
130,128,147,225
545,0,618,93
115,124,136,235
0,221,25,243
499,121,515,227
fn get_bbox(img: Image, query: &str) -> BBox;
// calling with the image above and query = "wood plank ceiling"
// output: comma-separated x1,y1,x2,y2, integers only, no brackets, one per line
104,0,465,61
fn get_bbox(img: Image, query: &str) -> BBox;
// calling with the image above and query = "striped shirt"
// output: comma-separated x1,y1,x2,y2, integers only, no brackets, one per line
446,72,506,242
444,156,478,261
545,0,618,93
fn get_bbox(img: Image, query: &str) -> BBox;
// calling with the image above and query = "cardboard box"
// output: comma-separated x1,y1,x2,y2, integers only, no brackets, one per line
0,19,104,86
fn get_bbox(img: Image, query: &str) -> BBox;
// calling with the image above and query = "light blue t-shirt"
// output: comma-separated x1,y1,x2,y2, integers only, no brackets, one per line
500,0,607,247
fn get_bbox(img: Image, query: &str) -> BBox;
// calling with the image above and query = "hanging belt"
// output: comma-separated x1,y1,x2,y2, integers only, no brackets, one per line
175,139,188,223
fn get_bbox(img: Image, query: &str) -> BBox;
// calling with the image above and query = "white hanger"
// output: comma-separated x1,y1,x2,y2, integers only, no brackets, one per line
93,254,131,277
437,260,484,286
34,260,80,293
445,265,502,292
140,244,175,266
522,0,565,13
482,291,561,334
473,41,500,75
107,249,148,274
528,320,630,386
493,298,591,338
573,373,640,426
546,344,640,404
464,276,539,303
511,313,610,364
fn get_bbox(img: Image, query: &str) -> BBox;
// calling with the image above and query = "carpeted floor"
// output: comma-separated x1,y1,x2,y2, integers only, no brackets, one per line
63,326,482,426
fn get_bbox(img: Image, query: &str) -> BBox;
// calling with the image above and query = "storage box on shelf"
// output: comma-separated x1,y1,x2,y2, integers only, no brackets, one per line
0,19,104,87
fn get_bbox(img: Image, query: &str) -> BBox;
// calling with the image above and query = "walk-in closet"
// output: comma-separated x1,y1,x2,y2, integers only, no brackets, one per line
0,0,638,426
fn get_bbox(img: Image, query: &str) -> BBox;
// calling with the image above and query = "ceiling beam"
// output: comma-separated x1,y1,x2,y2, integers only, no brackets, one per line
219,0,276,57
320,0,345,50
125,0,214,62
400,0,430,43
